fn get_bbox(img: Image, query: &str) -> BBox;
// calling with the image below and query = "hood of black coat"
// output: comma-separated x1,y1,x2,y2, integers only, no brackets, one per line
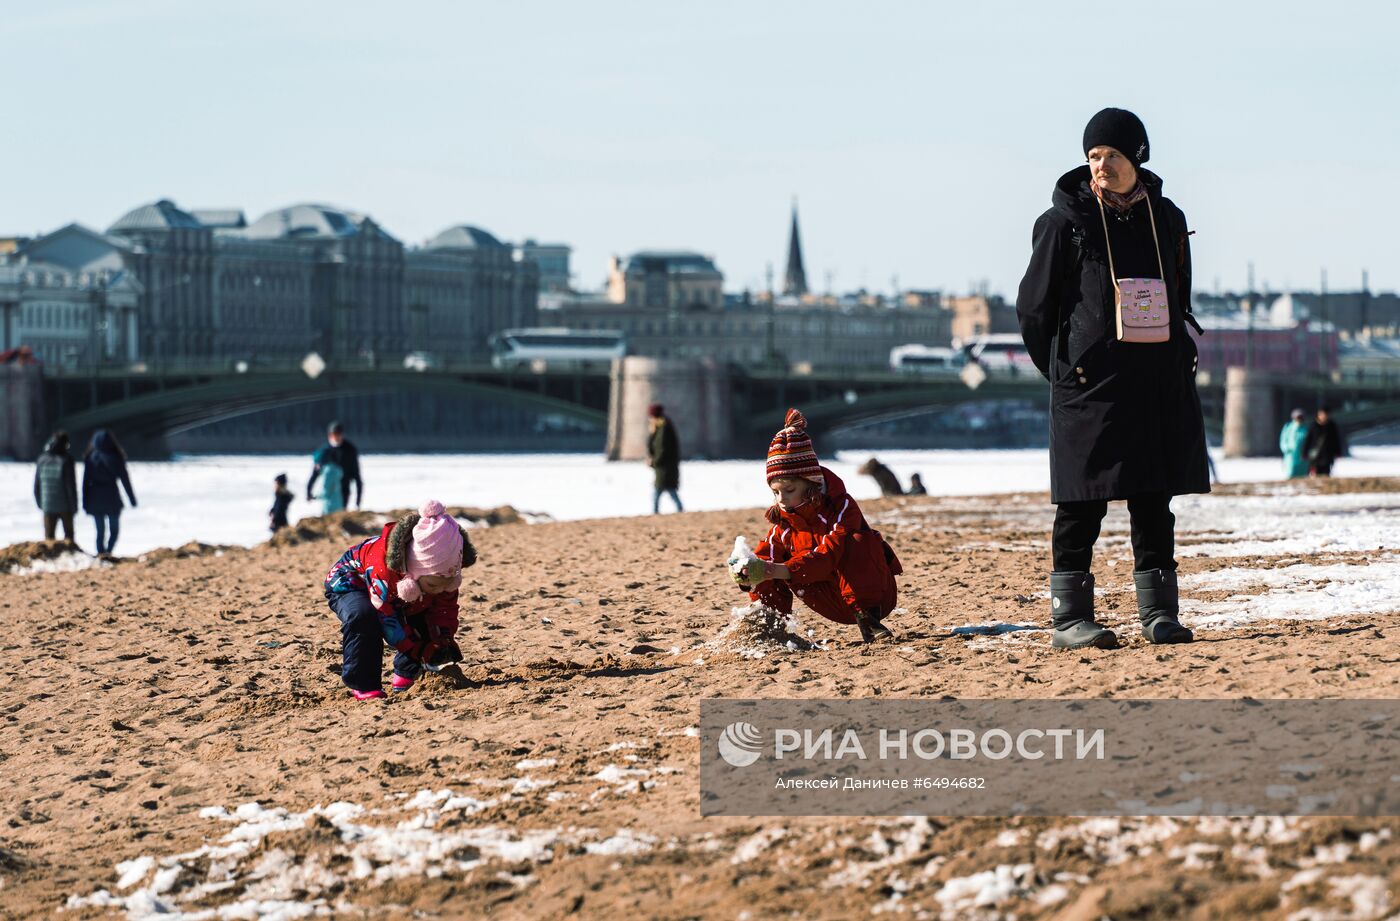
1051,165,1165,225
85,428,125,473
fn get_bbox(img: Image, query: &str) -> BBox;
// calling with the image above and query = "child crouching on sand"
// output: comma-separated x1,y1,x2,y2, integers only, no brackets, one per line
729,409,903,643
324,499,476,700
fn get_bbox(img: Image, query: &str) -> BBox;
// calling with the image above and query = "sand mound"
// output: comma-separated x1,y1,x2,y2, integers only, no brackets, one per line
707,602,819,657
268,505,533,548
267,509,393,547
137,540,235,564
0,540,93,575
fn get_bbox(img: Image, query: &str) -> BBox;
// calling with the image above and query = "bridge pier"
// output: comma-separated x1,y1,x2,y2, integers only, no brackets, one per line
1,363,47,461
1222,366,1281,458
606,357,735,460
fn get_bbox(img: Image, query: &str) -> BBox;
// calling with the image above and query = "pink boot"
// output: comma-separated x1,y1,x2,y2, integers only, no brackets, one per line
391,674,415,693
351,689,386,701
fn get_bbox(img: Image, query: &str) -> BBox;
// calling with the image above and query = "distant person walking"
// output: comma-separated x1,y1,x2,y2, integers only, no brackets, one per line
1305,407,1346,477
1279,409,1310,479
647,403,683,514
33,430,78,542
270,473,294,532
907,473,927,495
1016,107,1208,649
308,421,363,511
82,429,137,557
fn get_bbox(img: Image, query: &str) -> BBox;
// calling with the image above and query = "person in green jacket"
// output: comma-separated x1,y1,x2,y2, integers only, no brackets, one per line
647,403,683,514
33,430,78,542
1279,408,1310,479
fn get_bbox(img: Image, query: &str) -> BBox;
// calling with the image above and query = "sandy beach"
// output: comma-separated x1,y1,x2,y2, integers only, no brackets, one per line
3,479,1399,920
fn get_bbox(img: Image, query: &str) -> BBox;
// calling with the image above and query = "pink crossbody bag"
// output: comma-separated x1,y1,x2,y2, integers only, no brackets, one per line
1096,193,1170,343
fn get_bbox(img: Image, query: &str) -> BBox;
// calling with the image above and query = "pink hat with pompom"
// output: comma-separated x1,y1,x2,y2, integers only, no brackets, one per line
396,499,464,602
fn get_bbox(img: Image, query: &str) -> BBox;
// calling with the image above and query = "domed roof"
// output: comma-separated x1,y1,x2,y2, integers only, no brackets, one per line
107,199,203,234
426,225,507,251
241,203,397,241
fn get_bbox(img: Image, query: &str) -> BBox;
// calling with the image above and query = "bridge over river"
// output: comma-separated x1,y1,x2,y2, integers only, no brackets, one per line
4,356,1397,461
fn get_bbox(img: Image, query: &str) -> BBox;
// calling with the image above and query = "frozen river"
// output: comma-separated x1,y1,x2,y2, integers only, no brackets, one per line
6,447,1400,556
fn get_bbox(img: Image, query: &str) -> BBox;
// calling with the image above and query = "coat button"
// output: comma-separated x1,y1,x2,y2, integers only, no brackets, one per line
1074,366,1084,373
1078,375,1088,384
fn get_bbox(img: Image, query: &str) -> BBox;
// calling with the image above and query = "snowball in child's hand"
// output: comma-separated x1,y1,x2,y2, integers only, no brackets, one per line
729,536,759,577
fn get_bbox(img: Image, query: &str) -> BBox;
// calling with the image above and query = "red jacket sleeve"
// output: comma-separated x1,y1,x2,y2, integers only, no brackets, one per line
753,523,791,565
784,495,862,584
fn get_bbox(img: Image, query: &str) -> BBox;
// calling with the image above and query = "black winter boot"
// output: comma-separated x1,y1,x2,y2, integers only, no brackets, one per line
1134,569,1193,644
854,607,894,644
1049,572,1118,650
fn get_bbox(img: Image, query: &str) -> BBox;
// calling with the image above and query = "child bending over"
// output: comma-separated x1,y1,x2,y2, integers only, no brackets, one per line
731,409,902,643
324,499,476,700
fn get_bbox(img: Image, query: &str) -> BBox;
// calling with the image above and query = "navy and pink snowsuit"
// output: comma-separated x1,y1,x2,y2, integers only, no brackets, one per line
324,519,471,693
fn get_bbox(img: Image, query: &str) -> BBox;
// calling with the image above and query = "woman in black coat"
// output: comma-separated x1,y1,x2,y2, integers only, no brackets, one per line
1016,108,1209,650
82,429,138,556
1303,407,1346,476
647,403,683,514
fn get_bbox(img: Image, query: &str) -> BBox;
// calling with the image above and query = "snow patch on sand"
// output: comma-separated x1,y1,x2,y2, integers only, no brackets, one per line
11,550,110,576
933,863,1037,918
1174,493,1400,559
65,792,657,920
1181,558,1400,628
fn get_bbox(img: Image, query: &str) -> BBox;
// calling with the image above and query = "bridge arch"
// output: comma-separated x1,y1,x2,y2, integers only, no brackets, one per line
52,369,609,450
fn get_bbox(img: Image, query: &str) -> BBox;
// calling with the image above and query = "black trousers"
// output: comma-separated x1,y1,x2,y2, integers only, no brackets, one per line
1052,492,1175,573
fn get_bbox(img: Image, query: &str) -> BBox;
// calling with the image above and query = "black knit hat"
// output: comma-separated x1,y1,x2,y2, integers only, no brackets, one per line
1083,107,1149,165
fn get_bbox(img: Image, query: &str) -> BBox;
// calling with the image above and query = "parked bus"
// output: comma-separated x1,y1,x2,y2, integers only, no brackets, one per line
489,328,627,370
957,333,1036,375
889,344,963,374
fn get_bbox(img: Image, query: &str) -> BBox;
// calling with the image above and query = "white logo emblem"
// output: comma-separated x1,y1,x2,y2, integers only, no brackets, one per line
717,721,764,767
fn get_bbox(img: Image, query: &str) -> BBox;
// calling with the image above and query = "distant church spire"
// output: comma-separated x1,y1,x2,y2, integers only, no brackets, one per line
783,198,808,297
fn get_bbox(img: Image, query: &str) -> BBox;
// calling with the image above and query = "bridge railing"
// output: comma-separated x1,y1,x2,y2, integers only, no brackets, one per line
42,356,526,379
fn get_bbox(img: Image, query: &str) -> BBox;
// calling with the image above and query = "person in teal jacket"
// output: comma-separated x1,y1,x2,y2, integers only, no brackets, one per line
1279,408,1310,479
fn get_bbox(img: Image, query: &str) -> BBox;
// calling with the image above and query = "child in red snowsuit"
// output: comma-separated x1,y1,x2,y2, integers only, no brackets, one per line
730,409,902,643
324,499,476,700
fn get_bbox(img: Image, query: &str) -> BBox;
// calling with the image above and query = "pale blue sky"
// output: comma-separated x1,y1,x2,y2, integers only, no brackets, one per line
3,1,1396,298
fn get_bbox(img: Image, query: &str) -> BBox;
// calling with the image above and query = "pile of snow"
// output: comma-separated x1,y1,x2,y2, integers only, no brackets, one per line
705,602,820,659
9,549,109,576
933,863,1037,918
64,792,654,919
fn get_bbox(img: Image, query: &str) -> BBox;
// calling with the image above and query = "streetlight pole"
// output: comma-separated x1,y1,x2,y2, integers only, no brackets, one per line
1318,268,1328,403
765,262,776,367
1244,262,1255,369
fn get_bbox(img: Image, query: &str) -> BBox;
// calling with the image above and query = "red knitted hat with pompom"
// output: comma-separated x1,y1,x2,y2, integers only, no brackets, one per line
766,408,824,484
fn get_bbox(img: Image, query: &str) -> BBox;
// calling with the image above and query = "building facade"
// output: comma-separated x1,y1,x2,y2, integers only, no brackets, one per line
606,251,724,312
2,200,540,368
516,239,571,293
1189,314,1338,377
944,294,1019,344
0,228,142,370
554,296,950,370
1194,288,1400,340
